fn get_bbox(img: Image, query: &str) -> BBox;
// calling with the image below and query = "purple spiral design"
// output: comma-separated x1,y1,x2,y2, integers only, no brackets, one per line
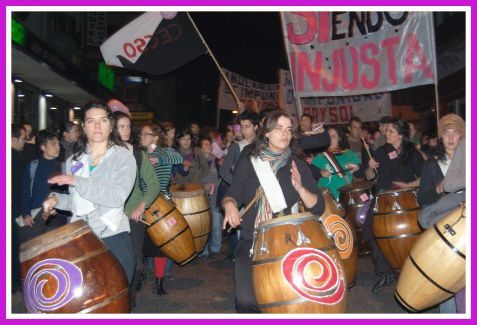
23,258,83,313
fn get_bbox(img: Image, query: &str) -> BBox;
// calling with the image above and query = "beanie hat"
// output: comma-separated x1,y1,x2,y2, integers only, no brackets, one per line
438,114,465,138
107,99,130,116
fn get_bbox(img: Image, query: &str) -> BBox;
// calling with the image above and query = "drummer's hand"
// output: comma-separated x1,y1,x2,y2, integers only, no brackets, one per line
48,175,75,186
436,181,444,194
22,215,34,227
223,200,241,229
321,169,332,178
42,195,59,219
307,122,325,135
368,158,380,169
392,181,409,189
131,202,146,221
290,160,304,193
347,163,359,173
183,160,192,171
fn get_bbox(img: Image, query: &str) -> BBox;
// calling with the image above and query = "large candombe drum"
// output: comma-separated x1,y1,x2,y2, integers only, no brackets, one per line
320,188,358,288
143,193,197,265
338,180,375,257
395,204,466,312
170,184,212,253
372,188,423,269
252,212,347,313
20,220,130,313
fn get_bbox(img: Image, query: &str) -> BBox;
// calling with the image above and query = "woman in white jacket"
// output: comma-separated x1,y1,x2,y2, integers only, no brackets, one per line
42,102,137,284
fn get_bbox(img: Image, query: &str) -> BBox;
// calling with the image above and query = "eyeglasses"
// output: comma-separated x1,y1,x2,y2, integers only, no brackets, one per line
140,132,154,137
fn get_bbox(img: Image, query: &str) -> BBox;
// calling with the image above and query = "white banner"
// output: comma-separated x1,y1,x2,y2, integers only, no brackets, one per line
218,69,279,111
301,93,391,125
281,12,436,97
278,69,300,118
279,69,391,124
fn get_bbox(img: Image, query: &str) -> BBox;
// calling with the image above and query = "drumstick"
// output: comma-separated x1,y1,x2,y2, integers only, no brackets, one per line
361,137,378,175
226,188,263,233
139,219,151,227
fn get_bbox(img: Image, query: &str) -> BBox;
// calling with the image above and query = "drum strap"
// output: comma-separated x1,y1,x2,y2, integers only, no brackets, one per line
323,151,346,178
251,157,287,226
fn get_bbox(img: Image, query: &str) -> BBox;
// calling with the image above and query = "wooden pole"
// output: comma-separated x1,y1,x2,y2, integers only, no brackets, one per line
186,13,243,128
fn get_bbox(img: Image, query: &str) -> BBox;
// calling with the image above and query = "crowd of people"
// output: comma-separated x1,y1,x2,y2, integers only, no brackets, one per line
10,99,466,314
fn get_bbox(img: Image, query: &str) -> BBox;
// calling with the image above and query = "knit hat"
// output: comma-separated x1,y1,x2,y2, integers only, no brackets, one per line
438,114,465,138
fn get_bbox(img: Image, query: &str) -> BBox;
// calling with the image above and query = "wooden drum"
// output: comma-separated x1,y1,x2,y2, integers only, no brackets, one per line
395,204,466,312
338,180,375,257
170,184,212,253
320,188,358,288
20,220,130,313
252,212,347,313
372,188,423,269
144,194,197,265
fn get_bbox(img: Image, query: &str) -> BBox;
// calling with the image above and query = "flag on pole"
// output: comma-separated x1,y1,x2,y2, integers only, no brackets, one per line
100,12,207,75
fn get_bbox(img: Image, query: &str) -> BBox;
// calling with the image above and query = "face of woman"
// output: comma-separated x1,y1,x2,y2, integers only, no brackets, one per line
328,129,339,150
266,116,293,153
300,116,312,132
166,129,176,147
83,108,112,145
179,135,192,150
116,117,131,142
140,126,156,147
442,128,461,153
200,140,213,155
385,124,403,148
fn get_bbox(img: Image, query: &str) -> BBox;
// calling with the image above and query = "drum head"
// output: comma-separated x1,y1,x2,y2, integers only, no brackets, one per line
338,180,376,193
256,212,317,231
170,183,204,197
378,187,417,197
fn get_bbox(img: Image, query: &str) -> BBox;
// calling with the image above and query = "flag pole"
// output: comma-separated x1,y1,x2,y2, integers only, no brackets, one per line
279,13,302,118
431,14,440,130
186,13,243,128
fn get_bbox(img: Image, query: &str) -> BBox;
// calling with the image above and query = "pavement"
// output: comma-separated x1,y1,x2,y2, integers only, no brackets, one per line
11,242,440,315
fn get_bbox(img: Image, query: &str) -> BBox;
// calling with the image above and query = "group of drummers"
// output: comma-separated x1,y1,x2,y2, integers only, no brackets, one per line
11,99,466,314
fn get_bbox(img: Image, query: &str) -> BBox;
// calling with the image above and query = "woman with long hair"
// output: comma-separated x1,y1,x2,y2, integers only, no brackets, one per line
139,123,183,297
311,126,360,200
364,117,425,293
113,111,161,307
173,129,208,185
42,102,137,284
222,110,325,313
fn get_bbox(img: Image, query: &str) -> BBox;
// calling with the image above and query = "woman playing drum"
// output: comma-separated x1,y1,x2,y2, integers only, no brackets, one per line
42,102,137,284
222,110,325,313
364,118,424,293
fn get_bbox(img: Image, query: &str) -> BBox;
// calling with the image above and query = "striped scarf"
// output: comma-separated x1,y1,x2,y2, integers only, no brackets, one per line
254,147,291,228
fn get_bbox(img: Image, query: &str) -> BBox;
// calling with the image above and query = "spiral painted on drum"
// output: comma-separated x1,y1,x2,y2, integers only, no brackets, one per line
281,247,346,305
23,258,83,313
322,214,353,259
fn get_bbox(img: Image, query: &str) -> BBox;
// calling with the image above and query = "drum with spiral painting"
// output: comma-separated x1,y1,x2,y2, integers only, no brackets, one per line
338,180,376,257
144,193,197,265
251,212,347,313
372,188,423,269
395,204,466,312
170,183,212,253
20,220,130,313
320,188,358,288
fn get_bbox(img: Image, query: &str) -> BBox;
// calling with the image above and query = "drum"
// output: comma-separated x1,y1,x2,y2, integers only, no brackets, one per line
320,188,358,288
395,204,466,312
143,194,197,265
170,184,212,253
252,212,347,313
20,220,130,313
338,180,375,257
372,188,423,269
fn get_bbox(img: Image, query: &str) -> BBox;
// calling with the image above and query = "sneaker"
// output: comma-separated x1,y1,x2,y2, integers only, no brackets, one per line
371,273,396,293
